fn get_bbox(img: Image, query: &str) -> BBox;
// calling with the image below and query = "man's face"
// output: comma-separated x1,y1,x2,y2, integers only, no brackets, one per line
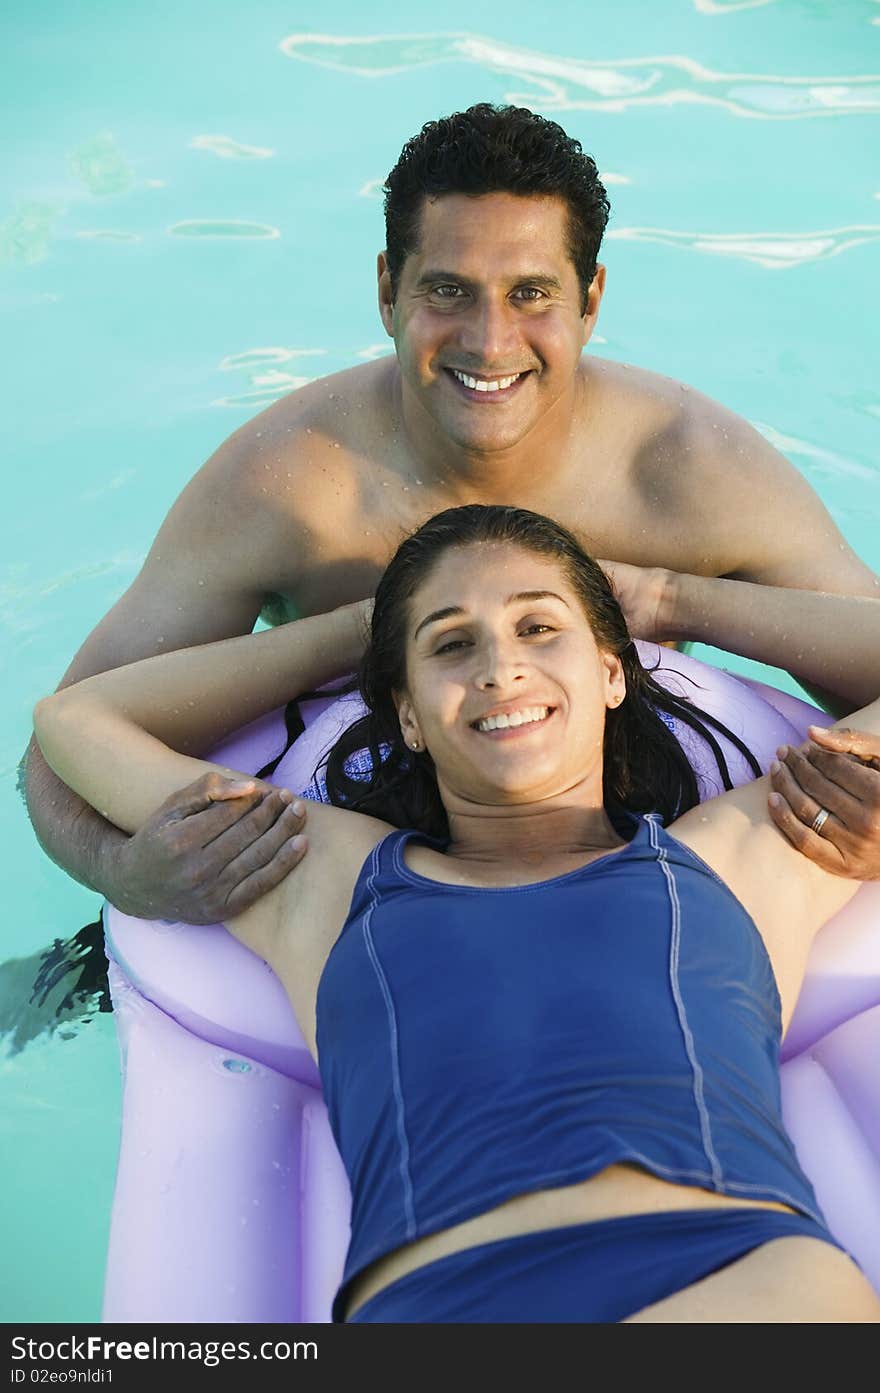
378,192,603,456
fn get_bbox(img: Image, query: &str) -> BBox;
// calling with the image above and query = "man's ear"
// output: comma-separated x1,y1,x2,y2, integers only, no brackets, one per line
377,252,395,337
581,263,606,347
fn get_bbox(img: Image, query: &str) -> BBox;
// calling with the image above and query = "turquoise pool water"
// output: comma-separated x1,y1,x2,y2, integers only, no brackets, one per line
2,0,878,1321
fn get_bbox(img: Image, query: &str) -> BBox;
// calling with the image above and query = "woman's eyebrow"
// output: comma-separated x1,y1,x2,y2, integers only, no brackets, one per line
413,606,465,640
509,590,570,608
413,592,569,640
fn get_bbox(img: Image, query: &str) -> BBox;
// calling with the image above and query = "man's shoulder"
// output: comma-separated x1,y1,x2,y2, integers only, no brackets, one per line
186,357,400,516
584,356,775,492
585,356,750,440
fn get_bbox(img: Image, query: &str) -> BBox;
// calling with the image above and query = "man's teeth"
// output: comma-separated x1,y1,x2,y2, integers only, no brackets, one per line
475,706,550,732
453,370,522,392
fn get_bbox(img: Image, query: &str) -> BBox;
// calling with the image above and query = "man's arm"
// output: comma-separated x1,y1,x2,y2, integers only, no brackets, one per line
25,423,310,923
677,396,880,713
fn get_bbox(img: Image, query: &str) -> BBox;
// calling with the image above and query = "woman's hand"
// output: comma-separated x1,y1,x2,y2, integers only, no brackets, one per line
598,561,672,642
768,726,880,879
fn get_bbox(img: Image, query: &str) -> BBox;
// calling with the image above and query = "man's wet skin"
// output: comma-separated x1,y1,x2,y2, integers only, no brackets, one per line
243,191,874,626
23,187,880,929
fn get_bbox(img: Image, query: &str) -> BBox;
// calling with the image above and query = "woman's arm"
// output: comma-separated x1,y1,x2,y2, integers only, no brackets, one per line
659,572,880,712
604,562,880,1023
33,602,369,835
605,561,880,711
32,601,387,971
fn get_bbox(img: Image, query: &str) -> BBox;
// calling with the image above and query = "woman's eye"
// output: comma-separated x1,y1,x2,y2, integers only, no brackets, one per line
520,623,555,636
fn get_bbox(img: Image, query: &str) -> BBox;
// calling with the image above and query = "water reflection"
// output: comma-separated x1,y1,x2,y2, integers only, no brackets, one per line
190,135,275,160
608,225,880,268
168,220,280,239
280,32,880,120
68,133,134,197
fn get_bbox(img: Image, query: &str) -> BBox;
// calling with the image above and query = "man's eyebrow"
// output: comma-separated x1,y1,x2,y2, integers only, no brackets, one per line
413,591,569,640
414,270,564,293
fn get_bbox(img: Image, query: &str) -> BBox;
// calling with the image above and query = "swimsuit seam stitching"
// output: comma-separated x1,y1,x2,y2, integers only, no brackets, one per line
361,842,418,1240
648,814,725,1190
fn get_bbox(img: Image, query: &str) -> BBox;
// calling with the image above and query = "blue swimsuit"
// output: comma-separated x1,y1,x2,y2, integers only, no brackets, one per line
316,814,848,1322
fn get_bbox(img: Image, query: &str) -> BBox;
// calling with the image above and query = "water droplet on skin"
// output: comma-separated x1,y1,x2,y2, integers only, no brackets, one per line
223,1058,252,1074
332,442,340,448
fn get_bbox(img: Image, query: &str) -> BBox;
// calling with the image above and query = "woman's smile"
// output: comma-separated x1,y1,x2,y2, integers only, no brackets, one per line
469,703,557,737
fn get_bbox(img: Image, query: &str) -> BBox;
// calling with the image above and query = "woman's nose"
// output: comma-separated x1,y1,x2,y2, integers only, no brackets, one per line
477,641,526,689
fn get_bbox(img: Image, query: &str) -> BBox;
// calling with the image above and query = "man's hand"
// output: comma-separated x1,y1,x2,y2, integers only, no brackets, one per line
109,773,309,923
768,726,880,880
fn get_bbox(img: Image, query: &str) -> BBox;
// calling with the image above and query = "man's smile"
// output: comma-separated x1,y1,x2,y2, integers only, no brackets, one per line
444,367,532,400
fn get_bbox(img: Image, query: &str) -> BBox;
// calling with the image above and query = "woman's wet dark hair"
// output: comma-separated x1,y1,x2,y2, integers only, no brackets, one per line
383,103,610,314
322,505,760,836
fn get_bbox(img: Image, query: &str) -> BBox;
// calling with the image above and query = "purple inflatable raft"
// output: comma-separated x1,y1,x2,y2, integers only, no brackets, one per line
102,644,880,1321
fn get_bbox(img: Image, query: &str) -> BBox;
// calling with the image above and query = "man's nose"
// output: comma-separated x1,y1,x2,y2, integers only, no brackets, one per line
459,296,520,365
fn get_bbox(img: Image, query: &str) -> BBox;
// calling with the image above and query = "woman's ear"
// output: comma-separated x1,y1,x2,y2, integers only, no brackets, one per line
603,652,627,709
395,693,423,752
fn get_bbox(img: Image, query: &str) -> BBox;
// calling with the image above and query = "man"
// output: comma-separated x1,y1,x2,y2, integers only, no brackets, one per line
25,104,880,925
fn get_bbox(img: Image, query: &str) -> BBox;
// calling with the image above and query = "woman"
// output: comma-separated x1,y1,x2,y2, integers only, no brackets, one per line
34,505,880,1323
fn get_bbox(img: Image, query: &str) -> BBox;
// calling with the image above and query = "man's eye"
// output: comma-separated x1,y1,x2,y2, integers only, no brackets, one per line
514,287,545,303
432,284,464,299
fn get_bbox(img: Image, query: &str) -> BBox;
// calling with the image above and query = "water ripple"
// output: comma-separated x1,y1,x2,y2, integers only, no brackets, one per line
68,133,134,196
75,230,140,242
190,134,275,160
219,347,327,370
693,0,778,12
279,32,880,120
213,345,324,408
608,224,880,267
168,220,279,240
752,421,876,483
0,202,61,267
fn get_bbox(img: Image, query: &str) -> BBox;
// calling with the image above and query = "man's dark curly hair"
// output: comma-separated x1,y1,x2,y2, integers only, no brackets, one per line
383,103,610,313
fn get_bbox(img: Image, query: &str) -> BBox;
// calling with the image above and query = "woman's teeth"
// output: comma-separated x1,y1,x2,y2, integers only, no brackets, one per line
475,706,550,732
452,370,522,392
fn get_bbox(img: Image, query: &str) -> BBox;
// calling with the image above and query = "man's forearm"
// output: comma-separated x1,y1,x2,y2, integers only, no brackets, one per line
660,574,880,711
25,736,127,901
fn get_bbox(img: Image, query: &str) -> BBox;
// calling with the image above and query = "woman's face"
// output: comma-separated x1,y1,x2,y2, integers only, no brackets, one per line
396,542,626,808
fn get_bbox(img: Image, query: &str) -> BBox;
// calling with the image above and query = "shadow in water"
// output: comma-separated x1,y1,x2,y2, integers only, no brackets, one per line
0,915,111,1055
